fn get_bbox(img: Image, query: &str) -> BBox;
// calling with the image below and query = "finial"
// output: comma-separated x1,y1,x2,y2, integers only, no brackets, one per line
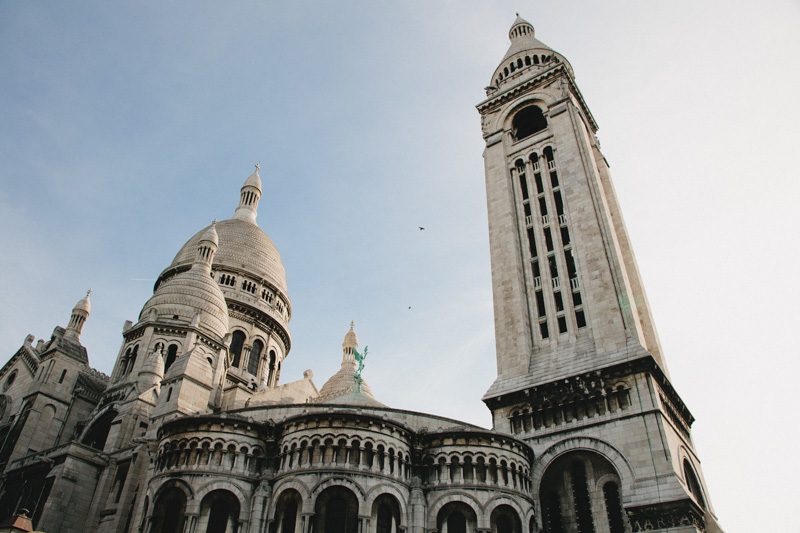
212,218,217,226
350,320,355,329
516,12,519,16
255,163,260,172
87,288,92,297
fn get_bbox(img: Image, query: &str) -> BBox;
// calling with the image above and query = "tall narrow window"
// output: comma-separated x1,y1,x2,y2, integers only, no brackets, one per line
560,226,571,247
230,331,246,368
527,228,537,258
534,173,544,194
518,166,529,199
536,291,546,317
539,197,549,217
570,462,596,533
248,340,264,376
540,322,549,339
58,369,67,384
165,344,178,373
542,491,564,533
603,482,625,533
544,228,554,252
554,292,564,312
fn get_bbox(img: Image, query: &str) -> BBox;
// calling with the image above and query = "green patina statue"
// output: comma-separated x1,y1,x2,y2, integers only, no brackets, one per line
353,346,368,393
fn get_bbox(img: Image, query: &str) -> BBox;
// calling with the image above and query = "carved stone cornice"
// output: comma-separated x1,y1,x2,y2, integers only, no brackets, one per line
476,64,598,133
626,499,705,532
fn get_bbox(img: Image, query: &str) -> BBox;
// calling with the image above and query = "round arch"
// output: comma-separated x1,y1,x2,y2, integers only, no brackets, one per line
364,484,410,525
269,479,312,515
532,437,635,500
426,491,484,531
192,479,250,516
310,476,366,505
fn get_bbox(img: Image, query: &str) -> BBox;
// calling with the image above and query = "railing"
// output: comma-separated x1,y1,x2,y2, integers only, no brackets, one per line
552,278,560,289
570,277,580,291
548,161,556,170
541,214,550,225
532,162,540,171
558,214,567,225
525,215,533,226
533,277,542,289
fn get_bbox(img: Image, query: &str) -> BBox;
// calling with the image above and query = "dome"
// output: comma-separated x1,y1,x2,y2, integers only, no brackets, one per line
490,14,573,89
74,290,92,314
343,321,358,348
243,170,262,191
140,267,230,341
164,217,288,297
318,364,375,401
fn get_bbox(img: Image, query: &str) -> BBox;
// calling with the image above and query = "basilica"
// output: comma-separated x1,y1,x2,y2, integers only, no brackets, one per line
0,16,723,533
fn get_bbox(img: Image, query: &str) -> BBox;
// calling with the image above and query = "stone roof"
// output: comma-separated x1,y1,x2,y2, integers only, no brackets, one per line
139,267,230,341
166,217,288,297
318,363,375,401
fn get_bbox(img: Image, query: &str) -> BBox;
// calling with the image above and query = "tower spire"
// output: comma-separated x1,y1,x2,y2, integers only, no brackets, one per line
341,321,358,367
232,167,263,222
193,220,219,271
64,289,91,340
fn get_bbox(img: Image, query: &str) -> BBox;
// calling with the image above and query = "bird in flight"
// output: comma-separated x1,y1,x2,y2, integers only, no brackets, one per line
419,227,425,231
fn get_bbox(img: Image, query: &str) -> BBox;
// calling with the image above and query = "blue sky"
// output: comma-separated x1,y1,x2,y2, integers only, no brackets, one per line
2,2,799,531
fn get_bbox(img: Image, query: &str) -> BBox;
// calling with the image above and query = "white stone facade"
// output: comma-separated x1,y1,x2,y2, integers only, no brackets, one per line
0,15,723,533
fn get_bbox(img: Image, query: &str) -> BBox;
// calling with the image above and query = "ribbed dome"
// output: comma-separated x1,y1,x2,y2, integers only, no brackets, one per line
140,267,230,340
318,365,375,401
166,217,288,296
490,14,572,88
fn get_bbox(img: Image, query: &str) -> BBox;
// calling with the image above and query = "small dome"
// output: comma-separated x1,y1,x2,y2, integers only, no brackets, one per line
199,220,219,247
243,170,262,192
140,267,229,341
74,290,92,314
343,321,358,348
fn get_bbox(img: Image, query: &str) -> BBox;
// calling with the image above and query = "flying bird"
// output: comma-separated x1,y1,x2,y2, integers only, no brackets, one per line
419,227,425,231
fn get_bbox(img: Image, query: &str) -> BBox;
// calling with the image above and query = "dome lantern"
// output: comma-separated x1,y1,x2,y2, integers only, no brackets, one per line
65,289,91,341
233,165,263,223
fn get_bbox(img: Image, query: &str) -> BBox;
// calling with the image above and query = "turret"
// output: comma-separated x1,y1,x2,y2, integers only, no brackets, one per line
64,290,91,341
232,166,262,222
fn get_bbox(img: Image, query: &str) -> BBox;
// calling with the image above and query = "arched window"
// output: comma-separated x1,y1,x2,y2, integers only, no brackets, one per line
267,350,277,386
164,344,179,373
274,489,302,533
127,345,139,374
491,504,522,533
541,452,624,533
511,106,547,141
248,340,263,376
684,459,706,509
603,482,625,533
150,487,187,533
81,409,118,451
314,486,358,533
372,494,401,533
230,331,246,368
437,502,476,533
199,489,240,533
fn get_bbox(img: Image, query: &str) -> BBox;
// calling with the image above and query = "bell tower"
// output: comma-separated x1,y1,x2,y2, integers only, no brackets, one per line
478,15,723,532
